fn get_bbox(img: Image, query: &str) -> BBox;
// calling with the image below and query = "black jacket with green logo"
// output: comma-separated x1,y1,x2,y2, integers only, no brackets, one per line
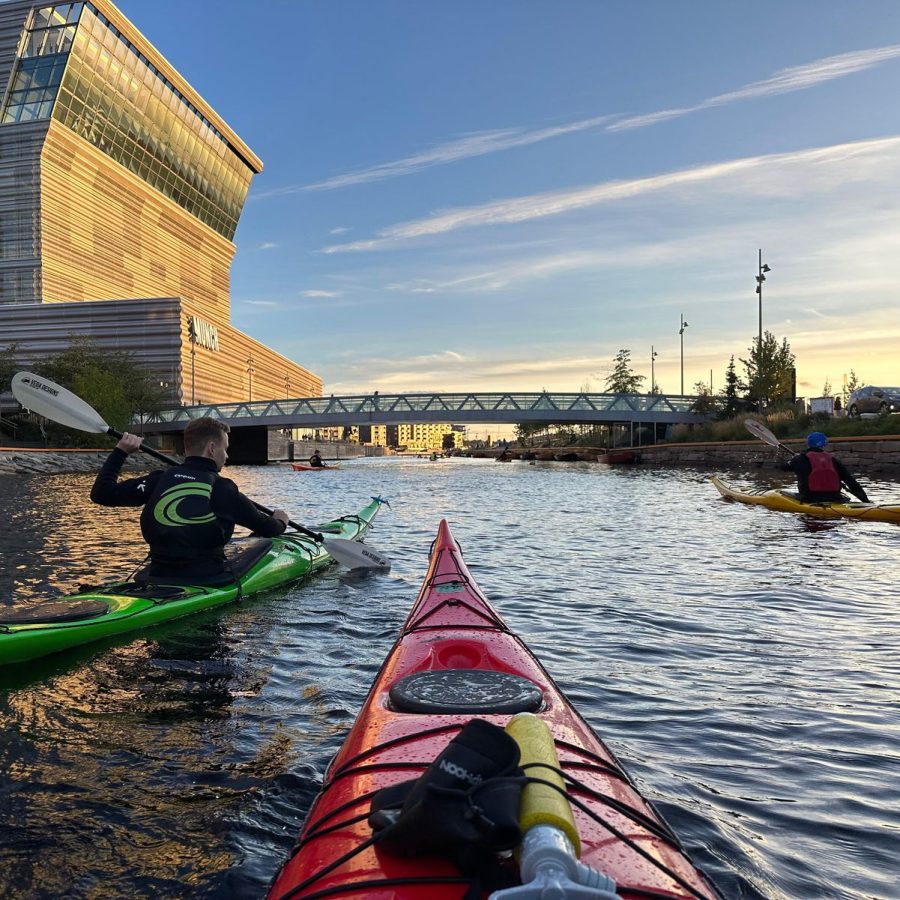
91,450,286,576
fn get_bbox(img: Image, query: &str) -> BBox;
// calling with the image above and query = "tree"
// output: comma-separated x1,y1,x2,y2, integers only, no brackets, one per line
719,355,743,419
0,343,19,394
843,369,863,404
740,331,795,406
35,337,170,444
822,377,832,397
604,349,645,394
689,380,719,415
515,423,541,446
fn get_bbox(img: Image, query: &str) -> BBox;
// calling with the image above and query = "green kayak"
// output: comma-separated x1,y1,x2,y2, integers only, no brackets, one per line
0,497,384,666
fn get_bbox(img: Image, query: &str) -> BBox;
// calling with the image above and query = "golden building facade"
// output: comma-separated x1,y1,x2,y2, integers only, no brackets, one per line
0,0,321,403
367,423,465,452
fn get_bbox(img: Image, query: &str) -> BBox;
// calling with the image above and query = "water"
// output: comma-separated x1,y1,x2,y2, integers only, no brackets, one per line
1,458,899,899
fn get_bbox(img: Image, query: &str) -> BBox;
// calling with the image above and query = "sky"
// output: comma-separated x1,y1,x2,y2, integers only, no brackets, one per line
117,0,900,399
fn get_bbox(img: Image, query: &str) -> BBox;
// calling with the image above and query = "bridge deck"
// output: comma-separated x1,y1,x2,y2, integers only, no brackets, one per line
140,391,707,432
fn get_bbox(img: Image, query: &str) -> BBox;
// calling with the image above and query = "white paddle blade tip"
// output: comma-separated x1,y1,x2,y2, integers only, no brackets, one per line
11,372,109,433
324,537,391,571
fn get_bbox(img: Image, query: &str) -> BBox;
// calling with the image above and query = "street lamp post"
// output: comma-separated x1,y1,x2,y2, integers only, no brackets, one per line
679,315,689,395
755,249,771,351
246,354,254,402
187,316,196,405
651,345,658,394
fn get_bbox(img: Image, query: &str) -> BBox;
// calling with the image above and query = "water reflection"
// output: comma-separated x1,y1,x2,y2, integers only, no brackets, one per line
1,460,899,899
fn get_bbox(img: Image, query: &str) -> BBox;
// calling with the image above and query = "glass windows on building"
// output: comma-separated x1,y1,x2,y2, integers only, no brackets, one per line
1,3,83,124
50,4,253,239
0,2,253,240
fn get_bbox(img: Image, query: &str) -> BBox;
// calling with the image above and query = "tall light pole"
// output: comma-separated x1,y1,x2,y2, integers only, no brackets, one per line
246,354,254,402
651,345,658,394
755,249,771,352
187,316,196,405
679,315,689,395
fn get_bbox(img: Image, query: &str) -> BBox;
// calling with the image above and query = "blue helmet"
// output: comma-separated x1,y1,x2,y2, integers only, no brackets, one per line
807,432,829,449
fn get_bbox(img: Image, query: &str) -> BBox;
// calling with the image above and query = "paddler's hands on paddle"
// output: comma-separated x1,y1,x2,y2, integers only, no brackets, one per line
116,433,144,454
271,509,290,529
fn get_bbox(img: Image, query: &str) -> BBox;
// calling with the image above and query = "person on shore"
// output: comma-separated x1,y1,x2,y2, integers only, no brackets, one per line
785,432,869,503
309,449,324,468
90,418,290,581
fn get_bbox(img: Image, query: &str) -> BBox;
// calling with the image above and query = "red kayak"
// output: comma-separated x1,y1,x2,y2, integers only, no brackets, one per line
269,522,719,899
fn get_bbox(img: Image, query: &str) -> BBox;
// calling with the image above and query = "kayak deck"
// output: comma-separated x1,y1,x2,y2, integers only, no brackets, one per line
711,475,900,522
269,520,719,899
0,498,384,666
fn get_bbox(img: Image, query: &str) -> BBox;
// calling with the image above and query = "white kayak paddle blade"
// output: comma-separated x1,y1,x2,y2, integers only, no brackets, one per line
323,537,391,571
744,418,779,447
12,372,110,434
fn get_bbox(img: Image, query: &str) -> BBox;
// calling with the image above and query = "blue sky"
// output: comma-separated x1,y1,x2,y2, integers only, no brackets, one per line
118,0,900,398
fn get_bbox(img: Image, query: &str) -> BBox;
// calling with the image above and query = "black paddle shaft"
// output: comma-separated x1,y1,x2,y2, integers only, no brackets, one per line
107,427,323,542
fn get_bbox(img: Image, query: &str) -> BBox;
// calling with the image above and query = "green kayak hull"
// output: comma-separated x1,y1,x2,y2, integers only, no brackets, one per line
0,498,384,666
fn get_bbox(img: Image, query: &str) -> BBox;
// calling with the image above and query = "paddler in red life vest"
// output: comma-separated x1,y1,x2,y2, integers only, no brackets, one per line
786,431,869,503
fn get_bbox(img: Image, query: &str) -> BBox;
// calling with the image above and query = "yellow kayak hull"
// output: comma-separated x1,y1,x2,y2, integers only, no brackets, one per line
710,476,900,523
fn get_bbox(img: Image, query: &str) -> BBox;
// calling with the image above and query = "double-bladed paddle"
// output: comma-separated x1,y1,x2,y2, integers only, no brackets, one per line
11,371,390,571
744,418,797,457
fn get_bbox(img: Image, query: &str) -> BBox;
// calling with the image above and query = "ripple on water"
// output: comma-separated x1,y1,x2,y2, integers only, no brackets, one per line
1,462,899,898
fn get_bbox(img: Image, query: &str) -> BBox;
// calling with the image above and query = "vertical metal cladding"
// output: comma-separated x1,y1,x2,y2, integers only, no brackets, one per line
0,0,322,405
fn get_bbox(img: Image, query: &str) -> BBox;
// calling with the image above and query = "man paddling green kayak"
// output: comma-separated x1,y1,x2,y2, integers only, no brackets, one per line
92,418,291,583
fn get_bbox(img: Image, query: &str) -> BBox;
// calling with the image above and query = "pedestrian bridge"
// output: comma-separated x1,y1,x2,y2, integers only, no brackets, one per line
140,390,707,433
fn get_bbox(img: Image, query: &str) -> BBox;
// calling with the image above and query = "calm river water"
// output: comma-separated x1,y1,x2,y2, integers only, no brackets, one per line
1,457,898,899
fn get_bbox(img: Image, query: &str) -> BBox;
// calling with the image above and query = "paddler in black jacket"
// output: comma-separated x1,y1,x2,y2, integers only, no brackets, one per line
786,431,869,503
91,417,290,580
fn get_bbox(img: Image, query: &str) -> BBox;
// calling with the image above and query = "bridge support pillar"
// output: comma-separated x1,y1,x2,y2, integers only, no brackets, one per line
226,426,270,465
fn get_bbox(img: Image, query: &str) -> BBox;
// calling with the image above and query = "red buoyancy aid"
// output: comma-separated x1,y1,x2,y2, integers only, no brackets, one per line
807,451,841,492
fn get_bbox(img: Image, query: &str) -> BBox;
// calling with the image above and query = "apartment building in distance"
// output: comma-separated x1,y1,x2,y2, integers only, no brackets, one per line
360,423,466,452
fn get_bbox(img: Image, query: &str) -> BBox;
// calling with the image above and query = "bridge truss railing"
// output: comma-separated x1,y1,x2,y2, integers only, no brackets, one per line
142,391,703,430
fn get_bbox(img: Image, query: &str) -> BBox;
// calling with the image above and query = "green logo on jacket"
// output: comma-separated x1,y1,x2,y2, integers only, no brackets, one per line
153,482,217,527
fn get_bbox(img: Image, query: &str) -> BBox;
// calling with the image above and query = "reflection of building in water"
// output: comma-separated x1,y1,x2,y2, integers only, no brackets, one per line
0,0,320,404
359,423,465,452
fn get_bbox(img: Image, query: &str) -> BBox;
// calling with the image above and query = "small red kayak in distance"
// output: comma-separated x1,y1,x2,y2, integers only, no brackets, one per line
268,521,720,899
291,462,341,471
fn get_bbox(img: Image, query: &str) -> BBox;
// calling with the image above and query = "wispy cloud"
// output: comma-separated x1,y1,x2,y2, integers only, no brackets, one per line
322,136,900,253
243,299,280,308
251,46,899,203
257,241,279,250
329,226,349,235
252,116,615,198
300,289,341,298
609,44,900,131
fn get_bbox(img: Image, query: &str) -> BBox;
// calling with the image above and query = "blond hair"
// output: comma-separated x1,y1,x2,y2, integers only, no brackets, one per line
183,417,230,456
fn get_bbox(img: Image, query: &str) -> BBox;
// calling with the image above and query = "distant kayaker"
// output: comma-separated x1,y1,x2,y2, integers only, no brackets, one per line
785,432,869,503
309,449,324,468
90,417,290,581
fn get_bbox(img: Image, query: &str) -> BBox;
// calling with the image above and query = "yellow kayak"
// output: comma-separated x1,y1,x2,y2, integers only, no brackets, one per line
710,475,900,523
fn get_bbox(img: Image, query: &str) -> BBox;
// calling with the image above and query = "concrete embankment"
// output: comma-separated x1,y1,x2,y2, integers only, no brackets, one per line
479,435,900,474
4,435,899,475
0,447,166,475
0,441,376,474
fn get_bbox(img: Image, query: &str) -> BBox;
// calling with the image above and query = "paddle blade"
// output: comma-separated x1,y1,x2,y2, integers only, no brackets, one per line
11,372,110,434
744,418,780,447
323,537,391,571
